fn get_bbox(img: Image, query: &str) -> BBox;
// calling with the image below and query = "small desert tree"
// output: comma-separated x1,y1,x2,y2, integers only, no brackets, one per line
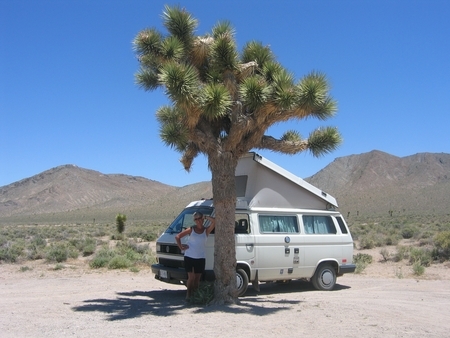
134,6,341,304
115,213,127,235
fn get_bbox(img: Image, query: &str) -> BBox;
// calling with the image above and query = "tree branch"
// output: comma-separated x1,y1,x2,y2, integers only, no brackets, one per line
255,135,308,154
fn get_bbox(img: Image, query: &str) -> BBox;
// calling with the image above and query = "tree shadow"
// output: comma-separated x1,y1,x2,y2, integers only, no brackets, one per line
71,280,350,321
71,288,187,321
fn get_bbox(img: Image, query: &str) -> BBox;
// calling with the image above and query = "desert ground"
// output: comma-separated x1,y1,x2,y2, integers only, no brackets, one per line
1,247,450,338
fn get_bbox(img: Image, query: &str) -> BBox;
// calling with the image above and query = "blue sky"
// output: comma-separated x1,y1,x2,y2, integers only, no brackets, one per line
1,0,449,188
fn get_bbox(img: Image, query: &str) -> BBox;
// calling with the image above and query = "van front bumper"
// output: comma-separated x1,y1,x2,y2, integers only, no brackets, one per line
151,264,215,284
151,264,187,285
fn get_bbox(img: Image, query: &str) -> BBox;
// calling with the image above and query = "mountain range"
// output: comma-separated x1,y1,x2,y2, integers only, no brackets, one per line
1,150,449,225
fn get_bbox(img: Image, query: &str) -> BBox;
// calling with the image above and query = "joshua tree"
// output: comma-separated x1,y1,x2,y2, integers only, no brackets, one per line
115,213,127,235
134,5,341,304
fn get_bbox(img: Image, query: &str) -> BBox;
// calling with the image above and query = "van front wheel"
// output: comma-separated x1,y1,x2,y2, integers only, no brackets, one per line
311,264,336,291
236,268,249,296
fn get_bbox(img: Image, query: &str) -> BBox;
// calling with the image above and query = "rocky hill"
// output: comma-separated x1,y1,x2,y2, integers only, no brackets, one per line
0,165,212,224
1,150,449,224
305,150,450,217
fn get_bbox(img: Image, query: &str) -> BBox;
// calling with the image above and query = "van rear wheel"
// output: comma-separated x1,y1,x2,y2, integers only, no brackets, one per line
236,268,249,296
311,264,336,291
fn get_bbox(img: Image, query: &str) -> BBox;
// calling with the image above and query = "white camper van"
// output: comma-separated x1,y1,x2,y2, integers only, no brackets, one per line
152,153,355,296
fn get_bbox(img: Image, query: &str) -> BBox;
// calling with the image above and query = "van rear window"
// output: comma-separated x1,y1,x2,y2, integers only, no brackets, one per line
336,217,348,234
302,215,337,234
259,215,299,233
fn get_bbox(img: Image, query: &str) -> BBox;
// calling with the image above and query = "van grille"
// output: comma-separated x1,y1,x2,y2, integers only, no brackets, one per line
159,258,185,269
159,244,182,255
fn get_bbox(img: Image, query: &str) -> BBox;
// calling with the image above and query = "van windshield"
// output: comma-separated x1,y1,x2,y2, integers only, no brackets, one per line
165,207,214,234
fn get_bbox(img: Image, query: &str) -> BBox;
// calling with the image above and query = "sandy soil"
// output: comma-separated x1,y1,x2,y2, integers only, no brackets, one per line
1,248,450,338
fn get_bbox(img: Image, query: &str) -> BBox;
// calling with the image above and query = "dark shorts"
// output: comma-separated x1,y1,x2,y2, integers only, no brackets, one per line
184,256,206,274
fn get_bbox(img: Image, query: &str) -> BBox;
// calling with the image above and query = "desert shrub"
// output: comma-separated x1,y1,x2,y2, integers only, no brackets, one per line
433,231,450,260
25,245,45,260
393,245,410,262
89,241,152,269
30,235,46,248
68,246,79,259
126,223,166,242
379,248,391,262
409,247,432,267
354,253,373,264
130,266,140,273
89,246,115,268
108,255,131,269
140,252,157,265
419,230,434,241
81,241,96,256
115,241,141,261
355,261,367,274
70,237,97,256
0,241,24,263
127,229,157,242
412,261,425,276
53,263,65,270
358,235,376,249
353,253,373,273
46,243,69,262
189,282,214,305
111,233,125,240
401,227,416,239
384,234,400,246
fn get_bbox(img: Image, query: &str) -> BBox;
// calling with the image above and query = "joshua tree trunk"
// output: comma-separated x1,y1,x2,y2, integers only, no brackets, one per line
209,152,239,304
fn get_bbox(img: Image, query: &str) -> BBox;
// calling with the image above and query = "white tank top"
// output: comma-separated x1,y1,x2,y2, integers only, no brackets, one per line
184,228,207,259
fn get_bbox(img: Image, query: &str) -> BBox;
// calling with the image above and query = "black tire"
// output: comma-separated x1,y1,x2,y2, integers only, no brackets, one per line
311,264,336,291
236,268,249,296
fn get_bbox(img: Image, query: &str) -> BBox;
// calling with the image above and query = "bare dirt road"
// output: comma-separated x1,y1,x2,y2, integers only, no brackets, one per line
1,259,450,338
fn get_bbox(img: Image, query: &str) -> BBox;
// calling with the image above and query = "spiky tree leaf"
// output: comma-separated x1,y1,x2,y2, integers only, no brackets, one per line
297,72,337,120
212,21,235,39
135,67,160,90
162,5,197,47
201,83,232,120
307,127,342,157
239,75,271,111
242,41,274,68
272,69,296,110
210,31,238,72
261,61,283,84
156,105,183,124
158,62,199,103
160,36,185,61
133,28,163,56
156,105,188,151
281,130,302,142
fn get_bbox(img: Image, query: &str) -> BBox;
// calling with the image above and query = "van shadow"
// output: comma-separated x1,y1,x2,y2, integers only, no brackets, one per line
244,279,351,297
71,281,350,321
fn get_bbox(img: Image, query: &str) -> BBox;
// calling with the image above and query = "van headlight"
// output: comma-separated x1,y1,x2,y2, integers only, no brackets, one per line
156,244,161,252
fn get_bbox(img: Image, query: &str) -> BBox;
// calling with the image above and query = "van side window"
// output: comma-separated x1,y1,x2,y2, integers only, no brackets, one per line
235,214,250,234
303,215,337,234
259,215,299,233
335,217,348,234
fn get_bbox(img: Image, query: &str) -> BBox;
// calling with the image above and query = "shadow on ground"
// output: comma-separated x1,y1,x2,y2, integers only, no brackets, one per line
71,280,350,321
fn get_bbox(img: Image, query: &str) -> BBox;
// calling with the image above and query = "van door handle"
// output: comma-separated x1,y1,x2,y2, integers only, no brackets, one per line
246,244,254,249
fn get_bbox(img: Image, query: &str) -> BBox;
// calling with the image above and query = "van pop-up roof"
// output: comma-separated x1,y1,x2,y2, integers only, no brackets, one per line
235,153,338,211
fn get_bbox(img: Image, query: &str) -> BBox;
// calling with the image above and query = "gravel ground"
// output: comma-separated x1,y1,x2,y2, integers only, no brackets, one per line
1,256,450,338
